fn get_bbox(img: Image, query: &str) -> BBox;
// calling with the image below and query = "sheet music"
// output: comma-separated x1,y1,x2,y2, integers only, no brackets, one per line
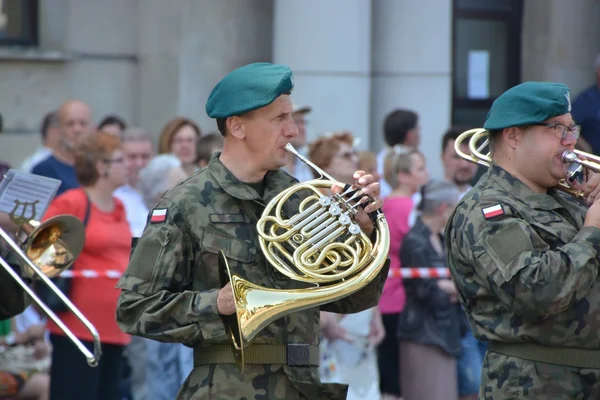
0,169,61,221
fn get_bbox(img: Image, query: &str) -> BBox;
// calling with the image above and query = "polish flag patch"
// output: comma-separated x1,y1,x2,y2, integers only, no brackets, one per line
150,208,168,223
482,204,504,219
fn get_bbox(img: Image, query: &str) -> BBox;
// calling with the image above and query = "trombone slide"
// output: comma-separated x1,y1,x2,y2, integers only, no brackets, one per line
0,227,102,367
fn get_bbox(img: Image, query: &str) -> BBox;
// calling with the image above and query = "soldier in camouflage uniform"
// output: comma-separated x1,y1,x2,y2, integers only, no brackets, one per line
115,62,388,400
445,81,600,399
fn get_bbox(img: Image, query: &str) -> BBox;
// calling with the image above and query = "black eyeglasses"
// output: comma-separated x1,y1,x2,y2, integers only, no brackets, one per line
534,123,581,140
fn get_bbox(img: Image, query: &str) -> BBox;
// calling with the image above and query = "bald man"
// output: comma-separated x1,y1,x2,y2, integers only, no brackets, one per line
31,100,93,195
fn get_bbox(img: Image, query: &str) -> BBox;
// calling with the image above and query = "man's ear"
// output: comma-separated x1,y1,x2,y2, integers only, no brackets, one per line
502,127,522,150
227,116,246,140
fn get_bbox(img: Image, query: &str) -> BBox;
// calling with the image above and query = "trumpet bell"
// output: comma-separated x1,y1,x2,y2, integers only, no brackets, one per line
18,215,86,278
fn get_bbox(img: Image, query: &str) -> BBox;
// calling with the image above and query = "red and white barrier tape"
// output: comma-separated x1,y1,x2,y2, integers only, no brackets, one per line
388,268,450,279
58,270,123,279
57,268,450,280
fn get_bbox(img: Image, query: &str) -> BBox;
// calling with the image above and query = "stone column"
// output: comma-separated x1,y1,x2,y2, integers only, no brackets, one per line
522,0,600,96
272,0,372,149
137,0,274,136
371,0,453,179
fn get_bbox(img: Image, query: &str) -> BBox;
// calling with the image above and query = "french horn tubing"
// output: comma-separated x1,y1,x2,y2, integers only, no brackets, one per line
219,143,390,371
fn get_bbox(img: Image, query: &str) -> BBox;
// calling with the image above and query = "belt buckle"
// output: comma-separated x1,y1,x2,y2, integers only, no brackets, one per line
286,344,311,366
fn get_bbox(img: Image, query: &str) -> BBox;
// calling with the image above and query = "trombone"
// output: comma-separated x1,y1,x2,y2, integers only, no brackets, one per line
454,128,600,198
0,210,102,367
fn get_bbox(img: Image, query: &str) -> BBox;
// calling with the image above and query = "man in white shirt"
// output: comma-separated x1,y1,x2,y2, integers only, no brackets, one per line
19,111,60,172
113,127,154,400
114,128,154,238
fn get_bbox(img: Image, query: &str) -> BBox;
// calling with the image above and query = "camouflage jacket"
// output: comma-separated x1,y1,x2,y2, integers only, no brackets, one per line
0,245,30,319
445,163,600,348
116,153,388,399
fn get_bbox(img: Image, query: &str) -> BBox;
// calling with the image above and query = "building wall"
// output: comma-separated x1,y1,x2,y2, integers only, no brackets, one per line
522,0,600,98
0,0,598,174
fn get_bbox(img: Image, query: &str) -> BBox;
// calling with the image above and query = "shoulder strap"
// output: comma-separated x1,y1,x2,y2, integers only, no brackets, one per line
82,190,92,228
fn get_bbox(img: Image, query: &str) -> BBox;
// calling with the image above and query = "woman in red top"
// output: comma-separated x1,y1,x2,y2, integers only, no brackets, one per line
42,131,132,400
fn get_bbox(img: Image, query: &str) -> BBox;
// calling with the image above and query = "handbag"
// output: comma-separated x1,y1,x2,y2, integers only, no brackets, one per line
36,191,91,312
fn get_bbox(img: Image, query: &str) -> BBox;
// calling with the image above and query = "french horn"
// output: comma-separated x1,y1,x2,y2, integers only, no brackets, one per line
219,143,390,370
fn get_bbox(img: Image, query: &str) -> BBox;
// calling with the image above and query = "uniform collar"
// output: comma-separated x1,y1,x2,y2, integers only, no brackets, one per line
487,163,564,210
207,152,297,202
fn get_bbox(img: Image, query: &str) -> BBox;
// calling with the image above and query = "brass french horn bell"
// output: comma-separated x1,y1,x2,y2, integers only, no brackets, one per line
219,143,390,371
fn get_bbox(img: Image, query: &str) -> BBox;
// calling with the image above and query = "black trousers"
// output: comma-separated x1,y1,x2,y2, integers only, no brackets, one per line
49,333,124,400
378,312,402,396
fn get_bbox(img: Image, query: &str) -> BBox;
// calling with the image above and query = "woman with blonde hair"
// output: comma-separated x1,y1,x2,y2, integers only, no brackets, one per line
157,117,201,176
308,131,386,400
378,145,429,400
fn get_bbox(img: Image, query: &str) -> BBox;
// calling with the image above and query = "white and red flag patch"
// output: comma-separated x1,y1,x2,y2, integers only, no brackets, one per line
482,204,504,219
150,208,168,223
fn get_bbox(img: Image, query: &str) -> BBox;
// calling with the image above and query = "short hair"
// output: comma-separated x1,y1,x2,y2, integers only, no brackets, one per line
307,131,354,179
418,179,460,214
121,127,154,146
383,109,418,147
40,111,58,139
158,117,201,154
197,133,224,164
383,146,423,190
216,118,227,137
138,154,182,209
487,129,502,155
74,131,121,186
441,125,473,155
97,114,127,131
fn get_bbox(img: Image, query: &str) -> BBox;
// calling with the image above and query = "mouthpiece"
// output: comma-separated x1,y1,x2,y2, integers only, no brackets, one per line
561,150,579,164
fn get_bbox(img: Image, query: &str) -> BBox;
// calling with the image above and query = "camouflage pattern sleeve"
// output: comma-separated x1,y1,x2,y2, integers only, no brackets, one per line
0,246,30,319
115,198,228,344
465,208,600,321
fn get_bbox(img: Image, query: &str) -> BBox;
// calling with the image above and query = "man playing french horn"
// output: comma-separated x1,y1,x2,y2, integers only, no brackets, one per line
446,81,600,399
116,62,388,400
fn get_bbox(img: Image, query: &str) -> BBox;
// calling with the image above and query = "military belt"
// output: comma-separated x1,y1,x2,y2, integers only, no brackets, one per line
489,341,600,369
193,344,319,367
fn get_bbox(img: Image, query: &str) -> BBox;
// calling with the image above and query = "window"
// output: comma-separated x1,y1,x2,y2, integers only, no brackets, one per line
451,0,523,127
0,0,38,46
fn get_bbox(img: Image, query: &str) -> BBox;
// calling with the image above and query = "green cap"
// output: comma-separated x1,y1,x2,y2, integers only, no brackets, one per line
483,81,572,130
205,62,294,119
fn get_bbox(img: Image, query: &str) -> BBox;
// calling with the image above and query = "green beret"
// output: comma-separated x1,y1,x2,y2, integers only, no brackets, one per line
483,81,572,130
205,62,294,119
